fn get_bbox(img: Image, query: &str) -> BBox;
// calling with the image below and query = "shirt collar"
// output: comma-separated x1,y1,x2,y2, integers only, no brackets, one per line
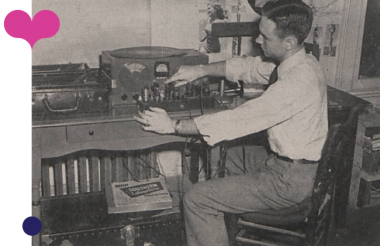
278,48,307,77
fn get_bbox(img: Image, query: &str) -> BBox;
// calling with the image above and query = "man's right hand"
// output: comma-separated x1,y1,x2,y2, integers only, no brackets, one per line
164,65,205,87
133,107,176,134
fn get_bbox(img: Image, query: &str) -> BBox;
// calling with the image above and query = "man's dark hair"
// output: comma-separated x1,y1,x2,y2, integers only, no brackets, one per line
212,3,226,20
262,0,313,44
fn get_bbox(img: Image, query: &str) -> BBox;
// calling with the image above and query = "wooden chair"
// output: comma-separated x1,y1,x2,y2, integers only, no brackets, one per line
225,123,345,246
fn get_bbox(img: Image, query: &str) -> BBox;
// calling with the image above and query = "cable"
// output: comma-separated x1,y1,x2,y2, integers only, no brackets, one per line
184,96,193,119
199,83,204,115
225,153,245,173
212,163,224,179
181,137,191,201
156,154,167,183
205,146,209,179
137,155,152,179
242,141,246,173
183,137,191,175
122,159,139,182
198,163,206,175
137,156,167,180
120,152,167,182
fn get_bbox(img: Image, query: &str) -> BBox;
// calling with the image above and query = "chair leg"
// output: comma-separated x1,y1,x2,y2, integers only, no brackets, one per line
225,213,240,246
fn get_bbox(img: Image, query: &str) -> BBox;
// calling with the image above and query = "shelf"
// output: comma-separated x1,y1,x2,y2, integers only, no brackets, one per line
361,171,380,182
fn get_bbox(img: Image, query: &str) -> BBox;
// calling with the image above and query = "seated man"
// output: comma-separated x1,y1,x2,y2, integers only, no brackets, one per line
134,0,327,245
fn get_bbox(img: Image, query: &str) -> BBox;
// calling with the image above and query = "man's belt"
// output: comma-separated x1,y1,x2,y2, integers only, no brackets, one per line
273,153,319,164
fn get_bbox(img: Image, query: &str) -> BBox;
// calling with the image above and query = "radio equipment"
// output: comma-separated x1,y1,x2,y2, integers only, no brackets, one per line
101,46,211,113
32,63,110,119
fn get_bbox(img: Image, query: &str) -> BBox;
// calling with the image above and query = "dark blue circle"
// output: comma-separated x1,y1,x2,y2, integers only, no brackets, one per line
22,216,42,236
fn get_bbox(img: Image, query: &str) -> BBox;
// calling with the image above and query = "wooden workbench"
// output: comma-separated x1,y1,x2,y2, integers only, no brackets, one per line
32,86,370,245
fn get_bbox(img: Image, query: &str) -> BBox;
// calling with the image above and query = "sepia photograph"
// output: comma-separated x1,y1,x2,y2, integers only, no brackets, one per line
28,0,380,245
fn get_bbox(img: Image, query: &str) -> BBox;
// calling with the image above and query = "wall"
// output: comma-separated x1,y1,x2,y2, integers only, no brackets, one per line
32,0,151,68
225,0,261,57
150,0,200,49
32,0,347,86
150,0,260,63
150,0,349,87
299,0,344,87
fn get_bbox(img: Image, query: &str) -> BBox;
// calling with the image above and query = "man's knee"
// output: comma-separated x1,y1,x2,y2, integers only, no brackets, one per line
183,187,196,207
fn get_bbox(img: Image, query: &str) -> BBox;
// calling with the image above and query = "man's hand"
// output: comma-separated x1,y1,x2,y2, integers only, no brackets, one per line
164,65,205,88
133,107,175,134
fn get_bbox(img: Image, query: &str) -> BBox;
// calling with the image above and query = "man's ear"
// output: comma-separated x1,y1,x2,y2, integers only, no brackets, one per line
285,36,298,51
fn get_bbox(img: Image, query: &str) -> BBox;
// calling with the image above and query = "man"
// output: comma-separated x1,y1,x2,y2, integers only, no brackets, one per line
134,1,327,245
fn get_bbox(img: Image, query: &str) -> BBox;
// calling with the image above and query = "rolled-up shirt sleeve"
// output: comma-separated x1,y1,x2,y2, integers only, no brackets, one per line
225,56,275,85
194,67,316,146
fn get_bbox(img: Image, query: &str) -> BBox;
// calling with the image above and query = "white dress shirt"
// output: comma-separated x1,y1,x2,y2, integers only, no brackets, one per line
194,49,328,161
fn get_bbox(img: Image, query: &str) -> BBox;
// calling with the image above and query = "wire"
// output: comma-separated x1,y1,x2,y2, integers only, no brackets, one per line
122,159,139,182
242,141,246,173
206,146,209,179
200,82,204,115
156,153,167,183
135,158,152,179
214,91,230,109
183,96,193,119
198,163,206,175
212,165,225,179
120,153,167,182
181,137,192,201
137,156,167,180
225,152,245,173
183,137,191,175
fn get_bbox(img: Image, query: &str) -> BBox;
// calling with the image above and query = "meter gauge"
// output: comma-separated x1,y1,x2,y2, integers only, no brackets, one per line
154,61,170,78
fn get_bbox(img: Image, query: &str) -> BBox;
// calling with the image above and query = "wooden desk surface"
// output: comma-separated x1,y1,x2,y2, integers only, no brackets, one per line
32,108,221,159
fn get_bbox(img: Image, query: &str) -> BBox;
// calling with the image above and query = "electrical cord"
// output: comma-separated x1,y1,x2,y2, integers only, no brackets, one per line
120,153,167,182
137,156,167,180
156,153,168,183
122,159,139,182
183,96,193,119
183,136,191,175
180,137,192,201
135,157,154,179
225,152,245,173
200,82,204,115
242,141,246,173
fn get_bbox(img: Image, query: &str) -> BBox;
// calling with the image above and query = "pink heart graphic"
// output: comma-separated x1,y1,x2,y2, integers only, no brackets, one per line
4,10,60,49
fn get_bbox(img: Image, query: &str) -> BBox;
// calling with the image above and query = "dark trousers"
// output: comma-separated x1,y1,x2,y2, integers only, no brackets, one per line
183,143,318,246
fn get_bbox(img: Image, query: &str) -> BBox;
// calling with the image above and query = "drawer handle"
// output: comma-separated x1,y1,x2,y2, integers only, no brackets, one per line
42,92,81,113
89,130,94,136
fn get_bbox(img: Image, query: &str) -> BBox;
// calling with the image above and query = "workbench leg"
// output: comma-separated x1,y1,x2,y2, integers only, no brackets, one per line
334,108,362,228
335,129,356,228
32,130,41,246
210,146,221,179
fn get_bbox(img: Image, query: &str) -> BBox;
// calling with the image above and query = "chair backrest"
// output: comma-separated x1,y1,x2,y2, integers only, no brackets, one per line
306,123,345,243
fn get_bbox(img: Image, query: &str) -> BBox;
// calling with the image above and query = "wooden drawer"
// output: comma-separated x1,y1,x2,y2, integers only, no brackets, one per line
66,121,152,143
362,146,380,174
357,178,380,207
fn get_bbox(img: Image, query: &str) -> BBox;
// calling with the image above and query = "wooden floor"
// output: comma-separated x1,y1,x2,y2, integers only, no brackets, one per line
327,205,380,246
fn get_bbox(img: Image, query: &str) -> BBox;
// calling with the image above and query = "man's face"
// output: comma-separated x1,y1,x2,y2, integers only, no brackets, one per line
256,17,287,61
